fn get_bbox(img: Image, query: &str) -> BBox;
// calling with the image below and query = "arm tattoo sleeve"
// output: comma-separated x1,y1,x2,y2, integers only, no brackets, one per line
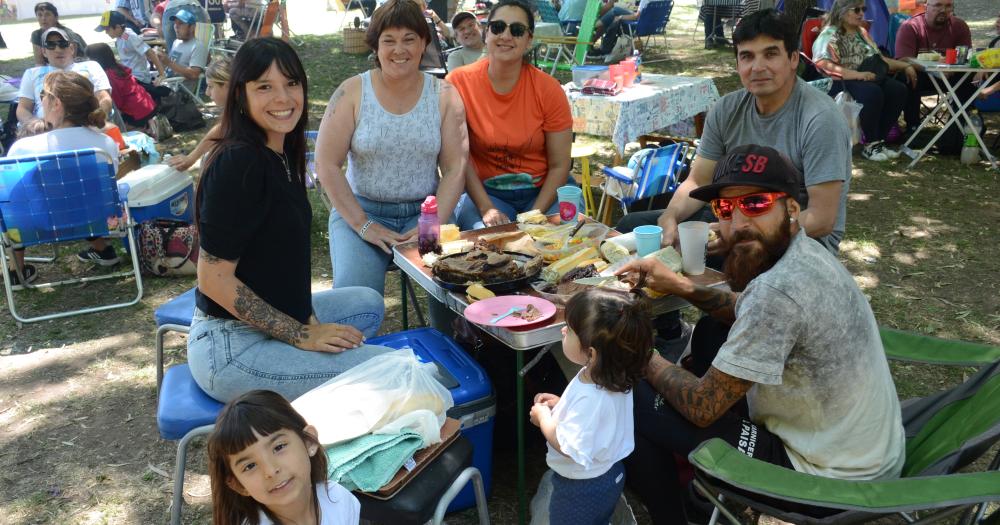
200,250,224,264
651,365,752,428
686,285,738,324
323,87,346,120
233,284,308,346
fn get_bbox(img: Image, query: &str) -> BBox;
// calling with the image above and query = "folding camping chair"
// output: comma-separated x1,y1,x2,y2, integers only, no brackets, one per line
533,0,601,75
622,0,673,55
690,327,1000,525
160,22,215,106
0,149,143,324
597,142,690,225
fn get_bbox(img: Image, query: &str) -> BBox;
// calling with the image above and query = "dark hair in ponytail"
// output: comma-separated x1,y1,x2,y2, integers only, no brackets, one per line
564,287,653,392
43,71,106,128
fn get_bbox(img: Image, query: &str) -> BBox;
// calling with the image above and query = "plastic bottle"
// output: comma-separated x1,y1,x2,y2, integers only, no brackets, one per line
417,195,441,255
632,50,642,83
960,133,981,165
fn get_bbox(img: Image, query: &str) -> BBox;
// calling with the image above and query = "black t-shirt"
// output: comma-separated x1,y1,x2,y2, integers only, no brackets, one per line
31,27,88,59
195,143,313,324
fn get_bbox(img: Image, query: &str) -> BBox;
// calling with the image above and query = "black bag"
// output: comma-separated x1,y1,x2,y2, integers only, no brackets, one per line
858,53,890,84
157,89,205,132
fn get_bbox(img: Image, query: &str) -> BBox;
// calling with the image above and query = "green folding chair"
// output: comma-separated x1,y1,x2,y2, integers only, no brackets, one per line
533,0,601,75
689,327,1000,525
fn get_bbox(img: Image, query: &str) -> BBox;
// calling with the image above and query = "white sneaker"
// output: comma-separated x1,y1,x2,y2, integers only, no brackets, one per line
862,141,891,161
882,147,901,159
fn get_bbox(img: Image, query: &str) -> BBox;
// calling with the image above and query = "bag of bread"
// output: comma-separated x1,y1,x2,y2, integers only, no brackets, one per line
292,349,454,447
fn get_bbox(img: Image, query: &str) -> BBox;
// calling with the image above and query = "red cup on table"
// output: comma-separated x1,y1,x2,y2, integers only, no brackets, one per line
945,48,957,64
622,68,635,87
609,64,623,87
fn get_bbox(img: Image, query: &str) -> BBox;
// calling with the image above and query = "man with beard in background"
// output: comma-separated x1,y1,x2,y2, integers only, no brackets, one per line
615,145,905,524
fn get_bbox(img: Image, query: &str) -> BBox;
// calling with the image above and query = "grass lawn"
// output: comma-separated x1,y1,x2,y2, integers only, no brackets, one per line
1,2,998,523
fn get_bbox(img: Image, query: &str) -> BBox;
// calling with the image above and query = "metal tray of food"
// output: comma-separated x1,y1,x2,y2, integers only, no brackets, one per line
431,251,542,294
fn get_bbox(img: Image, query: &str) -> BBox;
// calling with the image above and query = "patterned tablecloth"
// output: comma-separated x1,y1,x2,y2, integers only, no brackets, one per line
566,73,720,154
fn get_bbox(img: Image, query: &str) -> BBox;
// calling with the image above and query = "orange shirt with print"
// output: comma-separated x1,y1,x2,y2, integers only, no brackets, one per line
447,60,572,187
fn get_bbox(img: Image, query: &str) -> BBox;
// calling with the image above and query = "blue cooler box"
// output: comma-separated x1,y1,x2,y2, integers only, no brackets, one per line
368,328,495,512
117,164,195,224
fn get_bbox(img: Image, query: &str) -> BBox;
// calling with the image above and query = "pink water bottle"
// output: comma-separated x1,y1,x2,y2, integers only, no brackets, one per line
418,195,441,255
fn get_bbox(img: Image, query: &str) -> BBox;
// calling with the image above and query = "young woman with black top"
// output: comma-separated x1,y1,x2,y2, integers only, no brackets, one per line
188,38,393,403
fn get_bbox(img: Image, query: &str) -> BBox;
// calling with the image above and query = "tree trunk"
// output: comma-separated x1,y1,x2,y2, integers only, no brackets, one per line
783,0,815,31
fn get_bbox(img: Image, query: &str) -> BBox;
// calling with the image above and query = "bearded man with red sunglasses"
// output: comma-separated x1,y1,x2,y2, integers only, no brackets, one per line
617,145,905,524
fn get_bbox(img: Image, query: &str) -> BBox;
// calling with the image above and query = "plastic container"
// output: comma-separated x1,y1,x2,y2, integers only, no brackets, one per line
418,195,440,256
571,64,608,85
533,221,610,261
117,164,195,223
366,328,496,512
974,48,1000,68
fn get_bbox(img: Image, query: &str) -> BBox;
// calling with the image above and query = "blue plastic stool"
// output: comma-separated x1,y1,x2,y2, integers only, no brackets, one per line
157,363,225,525
154,287,197,396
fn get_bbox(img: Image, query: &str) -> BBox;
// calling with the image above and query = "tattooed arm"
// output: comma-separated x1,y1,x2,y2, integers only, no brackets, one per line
316,76,407,253
197,249,363,352
645,353,752,428
615,258,739,323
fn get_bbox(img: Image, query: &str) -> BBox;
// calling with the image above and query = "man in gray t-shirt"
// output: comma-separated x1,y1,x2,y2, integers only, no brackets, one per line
445,11,484,72
618,144,904,522
620,9,851,255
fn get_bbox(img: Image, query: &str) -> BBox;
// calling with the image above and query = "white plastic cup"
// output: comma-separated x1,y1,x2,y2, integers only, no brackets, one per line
678,221,709,275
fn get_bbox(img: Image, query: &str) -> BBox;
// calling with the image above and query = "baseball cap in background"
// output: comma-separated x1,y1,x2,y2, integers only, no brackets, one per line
41,27,71,42
95,10,128,31
689,144,805,204
451,11,477,27
170,8,197,25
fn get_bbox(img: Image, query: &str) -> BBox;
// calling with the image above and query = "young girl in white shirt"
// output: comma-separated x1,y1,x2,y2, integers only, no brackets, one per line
207,390,360,525
530,287,653,524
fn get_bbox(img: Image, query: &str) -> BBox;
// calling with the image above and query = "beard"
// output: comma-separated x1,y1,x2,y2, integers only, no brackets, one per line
723,215,794,292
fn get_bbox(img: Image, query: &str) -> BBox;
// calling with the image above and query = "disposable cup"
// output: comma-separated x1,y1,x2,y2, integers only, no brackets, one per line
622,68,634,87
557,186,583,224
633,225,663,257
945,48,957,64
677,221,709,275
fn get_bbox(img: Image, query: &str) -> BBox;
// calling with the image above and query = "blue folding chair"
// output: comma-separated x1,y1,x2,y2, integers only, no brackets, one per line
0,148,143,324
623,0,674,53
599,142,690,218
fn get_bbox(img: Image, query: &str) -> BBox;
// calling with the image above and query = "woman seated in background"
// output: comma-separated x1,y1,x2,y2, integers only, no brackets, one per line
813,0,915,161
5,71,120,285
447,0,572,230
316,0,466,295
85,43,166,138
190,38,393,402
166,56,232,171
30,2,87,65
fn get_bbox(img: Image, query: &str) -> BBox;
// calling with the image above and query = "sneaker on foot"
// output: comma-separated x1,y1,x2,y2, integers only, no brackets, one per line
8,264,38,289
882,146,901,159
862,141,891,161
77,246,121,266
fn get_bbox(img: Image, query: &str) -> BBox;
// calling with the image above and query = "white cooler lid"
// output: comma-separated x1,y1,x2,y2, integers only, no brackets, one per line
117,164,194,208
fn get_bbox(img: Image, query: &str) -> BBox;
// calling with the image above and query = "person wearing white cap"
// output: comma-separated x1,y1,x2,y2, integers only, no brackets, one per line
16,27,112,125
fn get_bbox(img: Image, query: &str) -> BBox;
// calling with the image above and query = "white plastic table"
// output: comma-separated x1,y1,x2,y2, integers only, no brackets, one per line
901,61,1000,169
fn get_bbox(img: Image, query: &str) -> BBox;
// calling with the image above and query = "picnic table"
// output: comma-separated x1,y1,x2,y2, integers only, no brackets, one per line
901,61,1000,170
392,217,727,524
565,73,721,157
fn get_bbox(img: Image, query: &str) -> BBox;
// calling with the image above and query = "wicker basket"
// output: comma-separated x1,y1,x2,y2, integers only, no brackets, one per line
343,28,368,54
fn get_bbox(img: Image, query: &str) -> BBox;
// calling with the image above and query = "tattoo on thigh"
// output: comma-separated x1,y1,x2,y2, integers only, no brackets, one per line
233,284,308,346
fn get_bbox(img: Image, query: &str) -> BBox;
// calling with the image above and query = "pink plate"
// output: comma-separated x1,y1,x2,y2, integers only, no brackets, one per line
464,295,557,328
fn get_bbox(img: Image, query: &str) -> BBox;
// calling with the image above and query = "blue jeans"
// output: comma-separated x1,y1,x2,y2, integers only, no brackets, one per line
329,195,424,295
187,287,393,402
549,461,626,525
455,185,566,230
597,6,633,54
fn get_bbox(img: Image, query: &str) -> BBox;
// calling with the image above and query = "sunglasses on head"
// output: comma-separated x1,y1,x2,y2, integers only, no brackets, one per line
44,40,71,49
711,192,788,220
849,5,867,13
488,20,529,37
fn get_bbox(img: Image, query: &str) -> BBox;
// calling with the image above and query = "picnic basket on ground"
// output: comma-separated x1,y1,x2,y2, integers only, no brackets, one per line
343,27,367,54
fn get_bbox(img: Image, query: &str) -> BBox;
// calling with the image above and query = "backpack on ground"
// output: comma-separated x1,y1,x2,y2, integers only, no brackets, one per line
137,219,199,276
157,89,205,132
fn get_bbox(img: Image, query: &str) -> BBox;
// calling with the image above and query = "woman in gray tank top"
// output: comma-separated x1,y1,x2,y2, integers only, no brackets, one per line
314,0,467,295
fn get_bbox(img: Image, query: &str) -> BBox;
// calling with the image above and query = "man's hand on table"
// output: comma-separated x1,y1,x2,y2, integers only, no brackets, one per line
657,212,679,248
481,208,511,227
615,257,693,298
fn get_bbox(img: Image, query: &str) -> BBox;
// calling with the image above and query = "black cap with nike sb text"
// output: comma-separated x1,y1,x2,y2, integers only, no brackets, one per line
689,144,805,204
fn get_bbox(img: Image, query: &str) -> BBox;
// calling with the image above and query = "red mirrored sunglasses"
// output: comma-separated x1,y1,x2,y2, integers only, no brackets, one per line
710,192,787,220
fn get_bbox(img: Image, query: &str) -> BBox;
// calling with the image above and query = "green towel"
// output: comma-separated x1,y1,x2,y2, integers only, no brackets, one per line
325,430,424,492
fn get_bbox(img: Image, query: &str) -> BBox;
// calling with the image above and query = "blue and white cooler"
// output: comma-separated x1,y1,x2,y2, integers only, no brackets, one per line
117,164,195,224
368,328,496,512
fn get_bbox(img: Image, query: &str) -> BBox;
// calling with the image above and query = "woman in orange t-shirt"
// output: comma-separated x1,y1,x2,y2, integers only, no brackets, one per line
447,0,573,230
